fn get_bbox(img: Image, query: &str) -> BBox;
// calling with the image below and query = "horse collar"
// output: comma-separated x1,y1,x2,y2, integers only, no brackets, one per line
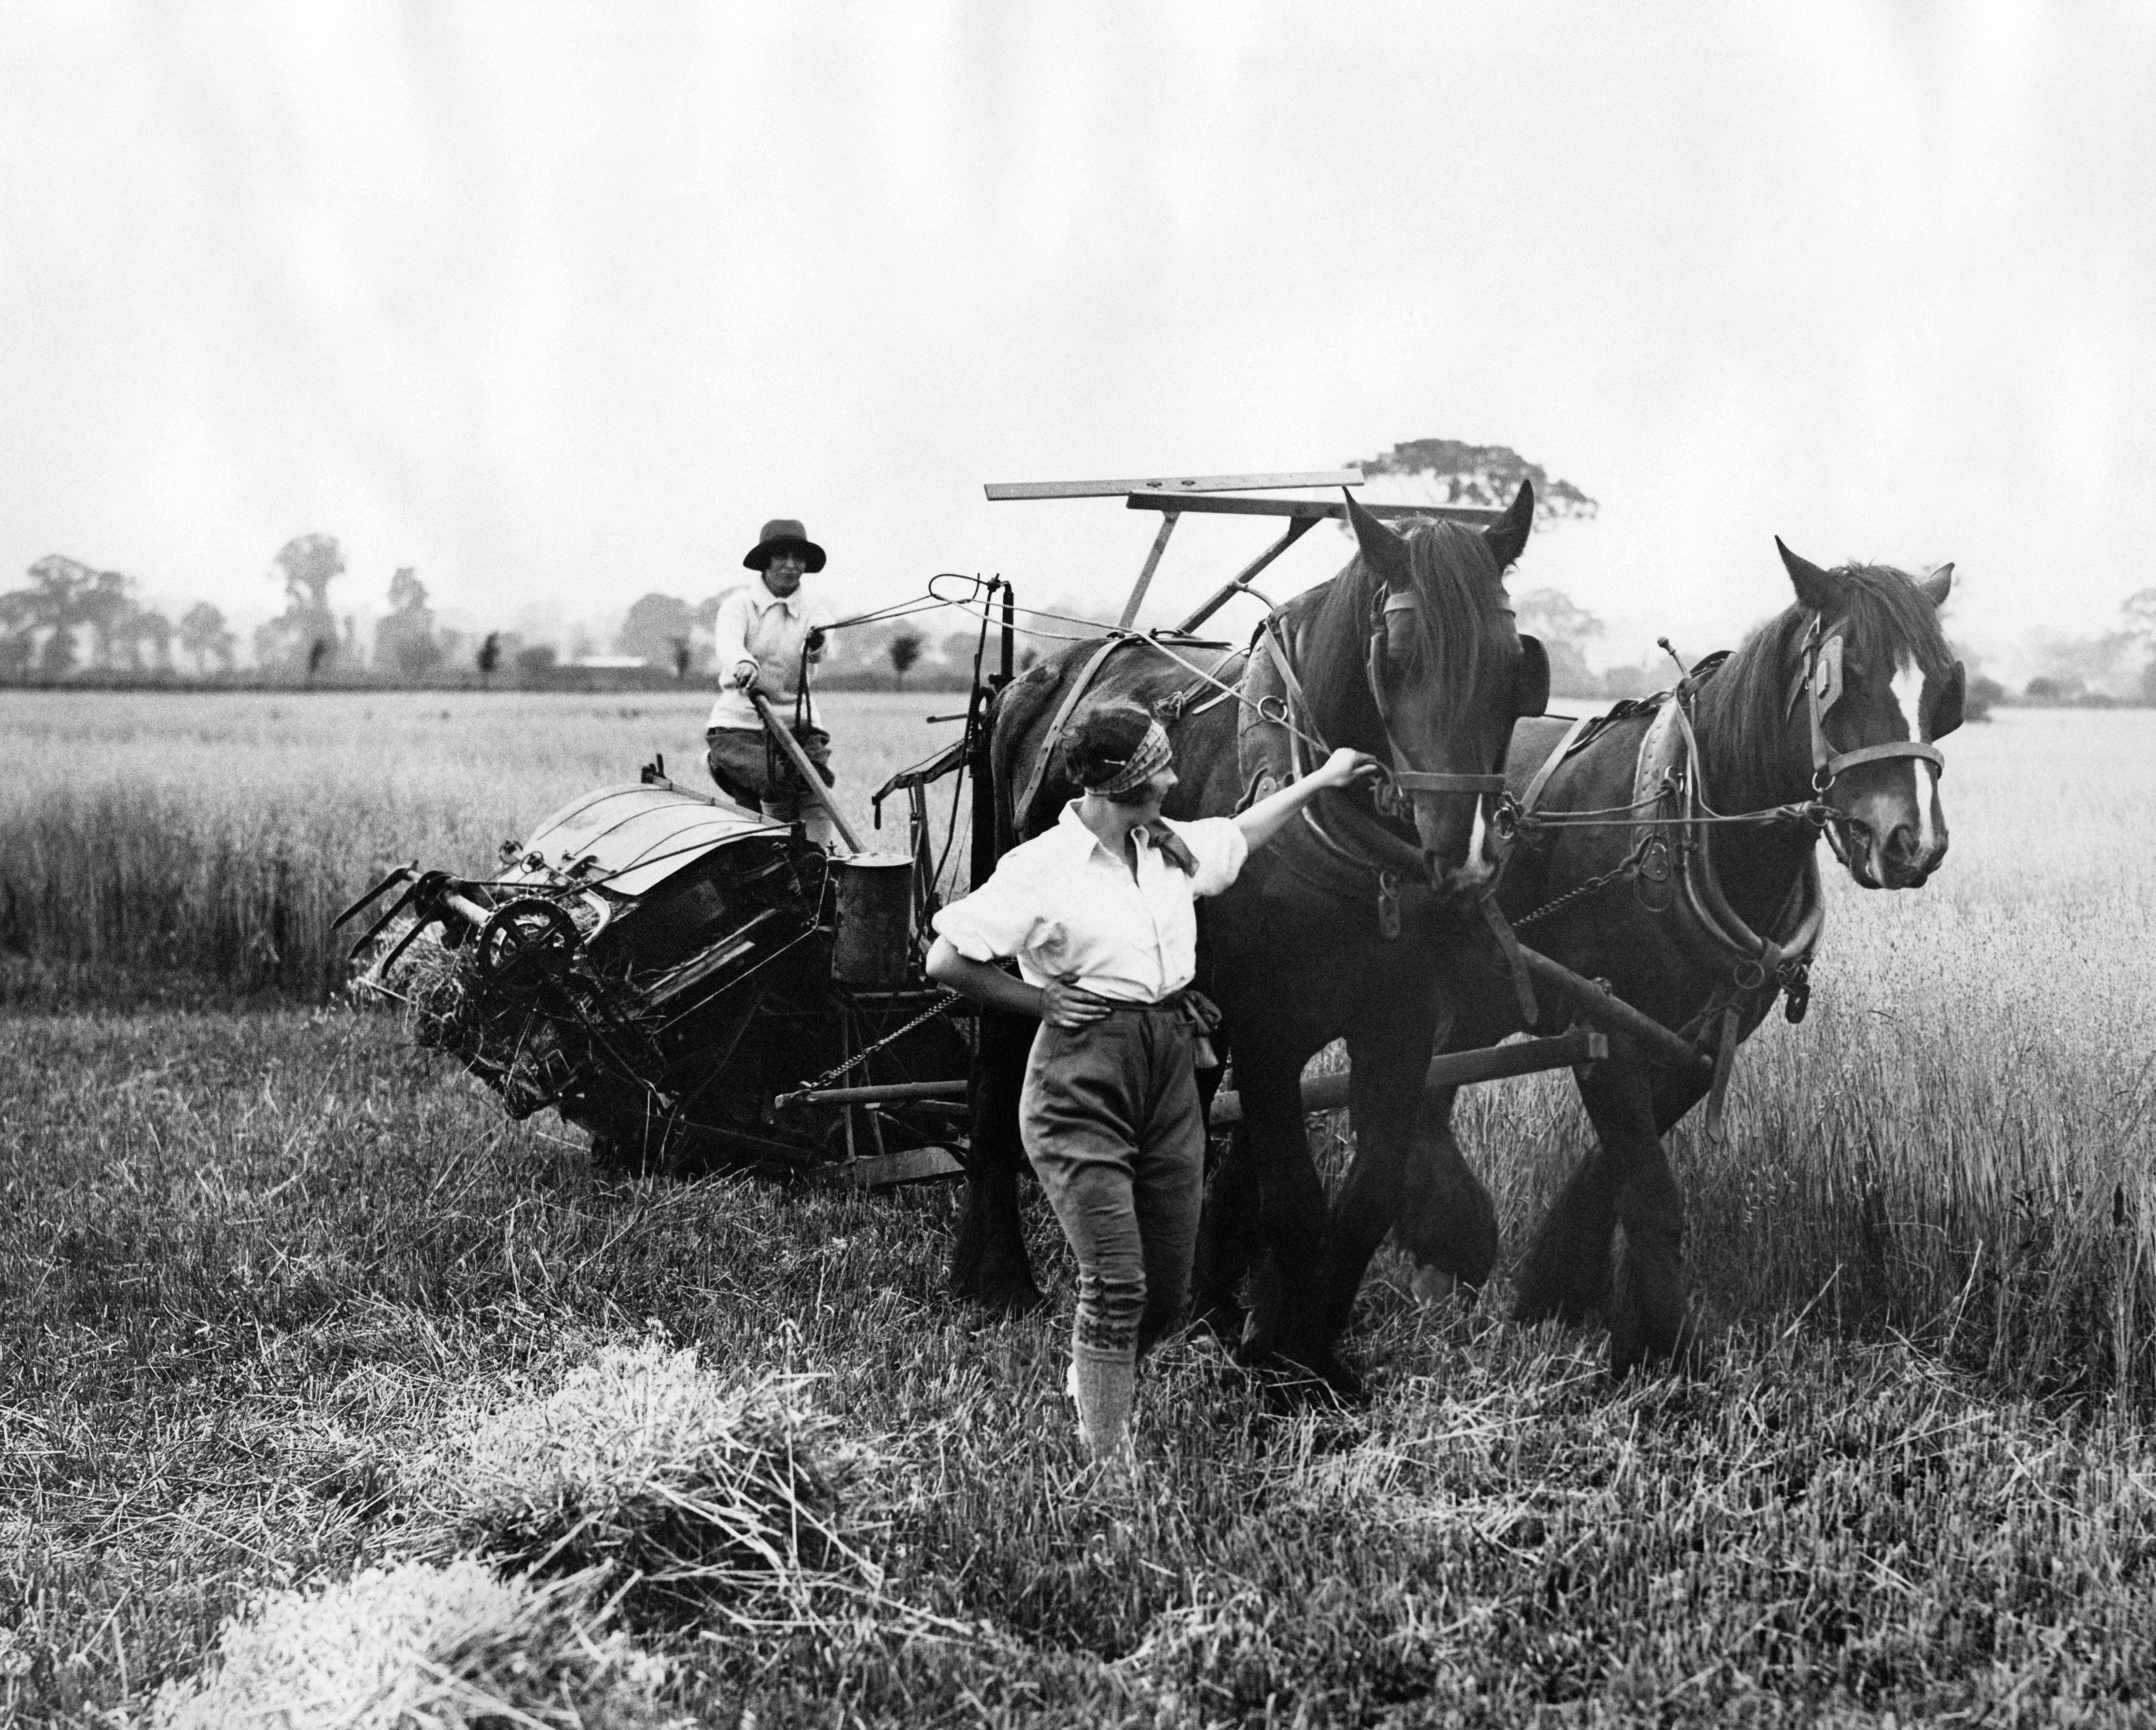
1633,693,1826,997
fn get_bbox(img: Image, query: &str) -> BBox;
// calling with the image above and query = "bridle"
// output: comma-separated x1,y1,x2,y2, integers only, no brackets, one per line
1365,588,1512,805
1250,561,1552,1018
1260,580,1544,1011
1787,612,1945,797
1256,586,1509,837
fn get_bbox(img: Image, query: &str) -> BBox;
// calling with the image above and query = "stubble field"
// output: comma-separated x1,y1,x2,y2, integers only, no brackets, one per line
1,690,2153,1726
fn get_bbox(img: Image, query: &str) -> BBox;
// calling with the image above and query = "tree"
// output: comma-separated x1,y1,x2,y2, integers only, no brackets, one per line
115,607,174,671
1514,587,1605,698
476,631,502,687
2120,590,2156,699
7,556,97,675
77,568,132,668
1345,439,1599,527
256,534,346,674
618,593,695,667
374,567,445,680
515,642,559,683
179,603,237,674
0,585,38,678
888,629,924,688
277,534,345,613
669,635,693,680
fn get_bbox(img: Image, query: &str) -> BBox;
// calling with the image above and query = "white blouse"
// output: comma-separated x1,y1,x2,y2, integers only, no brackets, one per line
931,801,1248,1003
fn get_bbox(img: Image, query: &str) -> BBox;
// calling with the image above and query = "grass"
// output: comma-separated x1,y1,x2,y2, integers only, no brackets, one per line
1,1003,2152,1721
0,689,970,999
2,697,2154,1721
0,1011,2132,1723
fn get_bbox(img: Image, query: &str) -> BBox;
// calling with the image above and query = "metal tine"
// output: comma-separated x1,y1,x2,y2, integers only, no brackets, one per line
333,861,419,929
345,876,431,959
366,896,446,981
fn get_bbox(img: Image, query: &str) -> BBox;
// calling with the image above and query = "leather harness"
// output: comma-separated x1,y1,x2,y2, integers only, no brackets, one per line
1499,614,1924,1133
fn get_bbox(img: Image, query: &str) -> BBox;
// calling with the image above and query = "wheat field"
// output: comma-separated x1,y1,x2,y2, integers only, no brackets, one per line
0,689,972,998
1,692,2153,1724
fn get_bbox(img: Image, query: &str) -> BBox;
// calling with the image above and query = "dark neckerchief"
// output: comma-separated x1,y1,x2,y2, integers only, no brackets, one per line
1141,820,1200,877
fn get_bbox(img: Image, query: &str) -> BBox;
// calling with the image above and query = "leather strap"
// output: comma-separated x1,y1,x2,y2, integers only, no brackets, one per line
1517,715,1595,820
1011,636,1128,837
1259,616,1318,780
1391,770,1508,795
1825,739,1945,776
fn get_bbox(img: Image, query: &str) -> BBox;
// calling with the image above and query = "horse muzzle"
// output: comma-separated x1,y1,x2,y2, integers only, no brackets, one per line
1431,847,1498,899
1846,817,1949,890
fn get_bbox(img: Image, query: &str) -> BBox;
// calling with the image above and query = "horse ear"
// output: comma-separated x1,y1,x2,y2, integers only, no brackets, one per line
1343,490,1411,587
1920,562,1955,609
1933,659,1966,738
1513,635,1551,718
1776,537,1844,614
1483,479,1534,572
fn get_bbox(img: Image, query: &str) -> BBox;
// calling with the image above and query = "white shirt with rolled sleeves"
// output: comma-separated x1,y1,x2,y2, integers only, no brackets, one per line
931,801,1248,1003
705,584,833,731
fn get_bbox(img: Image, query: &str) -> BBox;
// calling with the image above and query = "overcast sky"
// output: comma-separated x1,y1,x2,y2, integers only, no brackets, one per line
2,1,2149,674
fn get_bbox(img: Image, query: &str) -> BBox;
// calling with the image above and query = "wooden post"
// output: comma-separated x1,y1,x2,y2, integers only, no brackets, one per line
1174,515,1318,635
1514,948,1710,1071
1118,509,1180,630
1205,1027,1608,1126
750,692,864,854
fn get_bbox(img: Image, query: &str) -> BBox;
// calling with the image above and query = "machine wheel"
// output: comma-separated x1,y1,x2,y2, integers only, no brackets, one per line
475,897,582,999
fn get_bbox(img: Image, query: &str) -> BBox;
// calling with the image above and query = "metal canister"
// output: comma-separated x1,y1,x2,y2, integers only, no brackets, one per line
831,852,916,987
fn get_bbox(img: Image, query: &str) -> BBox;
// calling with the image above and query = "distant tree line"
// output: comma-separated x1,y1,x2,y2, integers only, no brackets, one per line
0,555,238,679
0,534,562,688
2013,588,2156,706
0,540,995,692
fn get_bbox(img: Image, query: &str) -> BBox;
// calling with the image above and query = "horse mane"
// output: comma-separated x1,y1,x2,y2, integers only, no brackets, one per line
1289,518,1516,735
1695,561,1956,803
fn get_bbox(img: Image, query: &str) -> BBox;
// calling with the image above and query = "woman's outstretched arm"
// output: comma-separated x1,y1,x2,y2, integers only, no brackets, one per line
1233,747,1381,854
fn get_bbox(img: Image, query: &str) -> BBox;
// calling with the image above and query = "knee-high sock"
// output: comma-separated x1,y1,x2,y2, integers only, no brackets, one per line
1069,1340,1135,1459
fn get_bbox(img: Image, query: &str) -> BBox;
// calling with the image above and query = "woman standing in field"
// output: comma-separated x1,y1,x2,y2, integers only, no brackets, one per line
926,704,1376,1471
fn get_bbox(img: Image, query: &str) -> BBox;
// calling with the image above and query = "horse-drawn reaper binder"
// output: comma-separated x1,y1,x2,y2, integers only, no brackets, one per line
334,473,1552,1190
340,469,1918,1381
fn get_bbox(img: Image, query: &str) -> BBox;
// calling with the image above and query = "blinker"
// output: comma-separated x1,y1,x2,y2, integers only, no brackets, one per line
1514,636,1551,719
1813,634,1844,715
1934,660,1967,738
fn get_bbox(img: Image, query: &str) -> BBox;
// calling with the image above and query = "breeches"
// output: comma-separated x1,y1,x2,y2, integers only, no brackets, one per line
1020,1006,1206,1357
705,723,832,822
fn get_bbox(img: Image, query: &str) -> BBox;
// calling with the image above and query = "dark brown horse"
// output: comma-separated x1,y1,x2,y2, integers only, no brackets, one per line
1396,541,1962,1373
951,489,1546,1391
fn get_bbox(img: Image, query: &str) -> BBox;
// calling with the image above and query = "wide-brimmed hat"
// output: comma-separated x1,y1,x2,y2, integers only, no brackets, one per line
744,518,826,573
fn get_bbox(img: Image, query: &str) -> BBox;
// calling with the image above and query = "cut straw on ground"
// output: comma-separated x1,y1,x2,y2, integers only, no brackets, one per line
402,1340,982,1645
147,1558,673,1730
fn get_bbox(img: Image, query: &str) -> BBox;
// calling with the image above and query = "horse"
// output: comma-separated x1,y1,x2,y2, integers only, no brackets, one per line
1391,539,1962,1374
950,487,1547,1392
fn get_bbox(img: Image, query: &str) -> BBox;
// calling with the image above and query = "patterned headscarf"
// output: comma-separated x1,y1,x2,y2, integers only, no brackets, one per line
1084,718,1174,796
